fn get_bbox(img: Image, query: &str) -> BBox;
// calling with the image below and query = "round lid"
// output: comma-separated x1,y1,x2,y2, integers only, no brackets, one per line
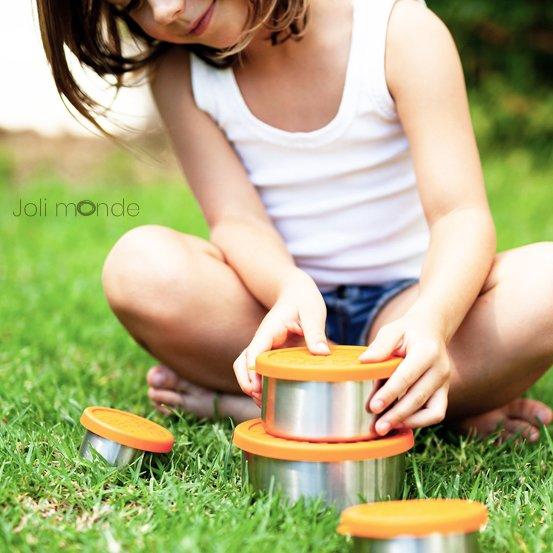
256,345,401,382
80,406,174,453
233,419,413,462
337,499,488,538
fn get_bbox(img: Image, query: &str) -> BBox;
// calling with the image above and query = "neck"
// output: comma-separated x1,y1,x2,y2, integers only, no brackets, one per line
242,0,342,69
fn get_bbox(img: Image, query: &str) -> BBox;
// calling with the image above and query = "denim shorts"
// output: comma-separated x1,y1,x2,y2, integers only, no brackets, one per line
320,279,418,346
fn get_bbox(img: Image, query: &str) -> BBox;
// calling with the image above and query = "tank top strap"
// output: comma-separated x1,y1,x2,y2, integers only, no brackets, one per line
189,0,428,136
189,51,224,122
355,0,425,120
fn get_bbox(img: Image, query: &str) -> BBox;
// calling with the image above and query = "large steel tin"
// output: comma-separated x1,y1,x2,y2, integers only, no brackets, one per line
242,451,405,510
80,430,141,467
351,532,480,552
261,376,382,442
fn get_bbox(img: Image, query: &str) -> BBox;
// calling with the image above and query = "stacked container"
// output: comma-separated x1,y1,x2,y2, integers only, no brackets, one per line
233,345,413,509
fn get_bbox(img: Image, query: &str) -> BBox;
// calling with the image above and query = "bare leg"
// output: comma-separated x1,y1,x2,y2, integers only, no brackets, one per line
366,242,553,441
102,224,269,421
103,225,266,394
102,225,337,421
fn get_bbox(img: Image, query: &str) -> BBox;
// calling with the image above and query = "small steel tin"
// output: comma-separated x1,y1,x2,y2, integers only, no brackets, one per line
257,346,401,442
233,419,413,510
338,499,488,552
79,406,174,467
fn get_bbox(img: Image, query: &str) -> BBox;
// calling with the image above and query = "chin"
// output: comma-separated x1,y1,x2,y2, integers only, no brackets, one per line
209,23,249,49
208,35,244,49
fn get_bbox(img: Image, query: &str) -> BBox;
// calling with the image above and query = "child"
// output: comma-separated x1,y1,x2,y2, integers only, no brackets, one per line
37,0,553,441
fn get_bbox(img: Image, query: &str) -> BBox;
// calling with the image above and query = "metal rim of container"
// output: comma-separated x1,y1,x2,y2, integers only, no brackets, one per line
233,419,414,462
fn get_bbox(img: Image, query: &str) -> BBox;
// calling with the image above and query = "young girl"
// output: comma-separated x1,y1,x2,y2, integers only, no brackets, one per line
38,0,553,441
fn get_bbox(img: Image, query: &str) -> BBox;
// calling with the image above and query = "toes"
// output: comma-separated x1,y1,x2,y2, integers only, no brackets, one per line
503,418,540,443
147,365,171,388
146,365,208,394
455,410,504,438
507,398,553,426
147,365,188,391
148,386,219,419
148,387,187,408
178,391,217,419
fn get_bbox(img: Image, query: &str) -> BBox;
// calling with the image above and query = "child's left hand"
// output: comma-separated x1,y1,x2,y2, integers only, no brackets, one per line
359,312,451,436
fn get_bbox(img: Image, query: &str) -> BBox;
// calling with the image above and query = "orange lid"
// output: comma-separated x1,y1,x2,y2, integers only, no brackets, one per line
233,419,413,462
256,346,401,382
80,406,174,453
338,499,488,538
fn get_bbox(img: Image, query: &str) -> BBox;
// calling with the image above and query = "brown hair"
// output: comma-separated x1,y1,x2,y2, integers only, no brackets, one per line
36,0,310,135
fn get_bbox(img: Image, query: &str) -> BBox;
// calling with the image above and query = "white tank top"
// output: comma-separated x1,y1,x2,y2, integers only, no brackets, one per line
190,0,430,292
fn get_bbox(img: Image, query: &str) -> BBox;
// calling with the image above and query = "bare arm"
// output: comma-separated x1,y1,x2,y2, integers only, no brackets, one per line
149,48,330,401
361,0,496,432
388,0,496,341
149,48,302,310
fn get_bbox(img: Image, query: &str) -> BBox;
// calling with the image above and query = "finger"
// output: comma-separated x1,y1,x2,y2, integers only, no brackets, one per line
233,351,253,395
402,385,449,428
297,302,330,354
244,320,289,391
374,369,447,435
245,316,282,362
358,324,403,362
286,321,304,335
368,343,437,414
251,391,262,408
248,368,262,394
272,323,292,348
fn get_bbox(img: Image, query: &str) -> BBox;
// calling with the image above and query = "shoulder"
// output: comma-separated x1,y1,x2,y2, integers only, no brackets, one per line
387,0,455,48
385,0,463,98
148,46,193,105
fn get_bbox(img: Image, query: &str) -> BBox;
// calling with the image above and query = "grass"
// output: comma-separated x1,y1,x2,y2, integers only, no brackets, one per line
0,138,552,552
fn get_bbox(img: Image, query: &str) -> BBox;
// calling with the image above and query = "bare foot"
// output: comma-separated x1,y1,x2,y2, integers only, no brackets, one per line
454,398,553,443
146,365,260,422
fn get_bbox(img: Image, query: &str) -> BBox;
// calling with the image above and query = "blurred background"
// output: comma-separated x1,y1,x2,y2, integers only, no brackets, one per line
1,0,551,191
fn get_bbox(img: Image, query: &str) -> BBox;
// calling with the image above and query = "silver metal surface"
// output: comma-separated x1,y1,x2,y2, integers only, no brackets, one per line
261,376,384,441
352,532,480,552
80,430,140,467
243,452,405,510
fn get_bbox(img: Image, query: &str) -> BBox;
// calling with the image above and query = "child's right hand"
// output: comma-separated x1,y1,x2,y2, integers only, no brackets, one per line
233,271,331,406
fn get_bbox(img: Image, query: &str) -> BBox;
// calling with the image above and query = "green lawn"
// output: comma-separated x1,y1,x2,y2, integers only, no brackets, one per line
0,142,552,552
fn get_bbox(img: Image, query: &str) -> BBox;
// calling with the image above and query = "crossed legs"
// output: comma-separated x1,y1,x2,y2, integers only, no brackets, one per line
102,225,553,440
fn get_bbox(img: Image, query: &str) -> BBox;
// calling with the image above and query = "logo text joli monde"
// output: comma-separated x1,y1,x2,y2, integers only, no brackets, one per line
13,198,140,217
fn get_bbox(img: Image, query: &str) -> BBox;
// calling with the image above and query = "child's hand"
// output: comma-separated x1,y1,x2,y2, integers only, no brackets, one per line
360,313,451,436
233,272,331,406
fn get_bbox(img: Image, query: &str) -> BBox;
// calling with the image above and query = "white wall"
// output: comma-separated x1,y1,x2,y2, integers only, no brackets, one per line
0,1,155,136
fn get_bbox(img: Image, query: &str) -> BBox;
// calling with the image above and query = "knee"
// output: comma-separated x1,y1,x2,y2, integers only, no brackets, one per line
501,242,553,351
102,225,196,323
519,241,553,309
533,242,553,354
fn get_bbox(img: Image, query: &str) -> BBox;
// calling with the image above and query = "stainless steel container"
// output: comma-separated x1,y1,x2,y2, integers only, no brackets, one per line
79,406,174,467
338,500,488,552
349,532,480,552
257,346,401,442
80,430,140,467
233,419,413,510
